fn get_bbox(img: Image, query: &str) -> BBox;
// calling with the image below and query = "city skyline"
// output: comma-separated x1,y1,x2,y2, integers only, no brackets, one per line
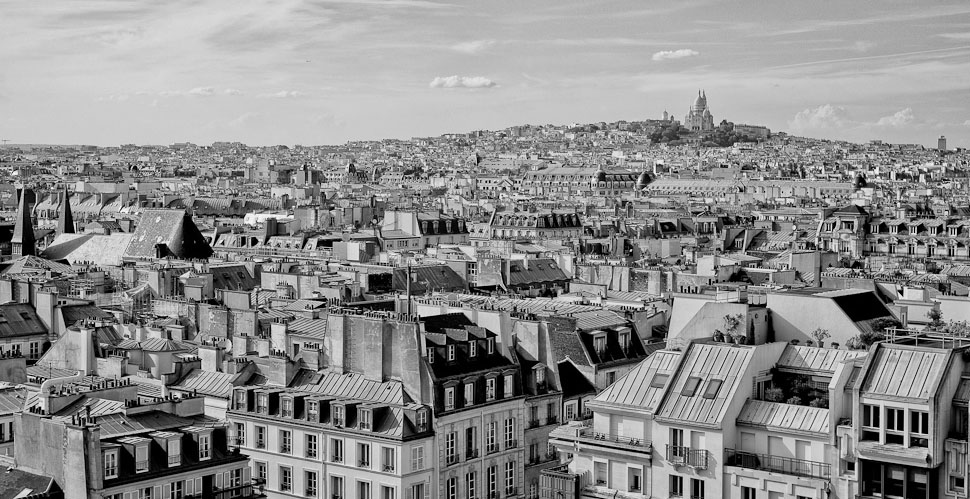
1,0,969,147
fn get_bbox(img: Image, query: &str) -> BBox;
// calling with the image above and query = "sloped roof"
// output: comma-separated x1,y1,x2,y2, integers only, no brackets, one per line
171,369,248,398
125,209,212,260
737,399,829,435
0,303,48,338
861,345,949,401
42,233,134,266
288,370,409,405
655,342,753,427
777,345,867,375
591,350,681,412
0,255,75,276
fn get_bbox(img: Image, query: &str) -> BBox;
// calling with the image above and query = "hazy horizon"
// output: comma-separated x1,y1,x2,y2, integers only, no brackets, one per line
2,0,968,148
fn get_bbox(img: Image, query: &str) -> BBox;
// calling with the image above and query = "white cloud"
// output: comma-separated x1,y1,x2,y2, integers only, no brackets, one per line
158,87,217,97
651,49,698,61
964,120,970,127
789,104,853,130
875,108,916,127
451,40,495,54
429,75,497,88
188,86,216,96
229,112,260,128
97,94,130,102
259,90,304,98
223,88,243,96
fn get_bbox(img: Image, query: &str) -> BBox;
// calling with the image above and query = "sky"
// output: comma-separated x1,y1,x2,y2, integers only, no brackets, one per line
1,0,969,148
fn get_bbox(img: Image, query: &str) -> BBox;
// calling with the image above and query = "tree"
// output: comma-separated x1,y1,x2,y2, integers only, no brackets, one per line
927,308,945,330
811,327,831,348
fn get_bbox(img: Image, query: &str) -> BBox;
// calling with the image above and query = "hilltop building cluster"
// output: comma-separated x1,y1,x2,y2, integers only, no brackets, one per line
0,93,968,499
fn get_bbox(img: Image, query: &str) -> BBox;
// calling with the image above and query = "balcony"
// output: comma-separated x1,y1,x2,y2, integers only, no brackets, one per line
382,464,396,473
724,449,830,480
545,416,559,426
665,445,708,469
212,484,262,499
358,460,370,468
487,443,499,455
446,454,459,465
529,419,542,429
229,436,245,448
466,448,480,459
506,439,518,449
576,428,650,453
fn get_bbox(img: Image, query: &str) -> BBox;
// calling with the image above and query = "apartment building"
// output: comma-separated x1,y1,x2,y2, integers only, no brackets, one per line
545,340,875,499
227,379,435,499
422,313,527,499
9,377,257,499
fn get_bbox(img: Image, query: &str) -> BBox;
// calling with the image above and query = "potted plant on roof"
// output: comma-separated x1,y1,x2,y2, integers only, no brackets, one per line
723,313,746,345
811,327,831,348
713,329,724,342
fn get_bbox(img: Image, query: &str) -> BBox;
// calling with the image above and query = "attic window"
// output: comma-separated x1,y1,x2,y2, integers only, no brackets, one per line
426,347,434,363
487,338,495,355
682,377,702,397
649,373,669,388
447,345,456,362
359,409,372,430
469,341,477,357
702,379,723,399
19,312,30,321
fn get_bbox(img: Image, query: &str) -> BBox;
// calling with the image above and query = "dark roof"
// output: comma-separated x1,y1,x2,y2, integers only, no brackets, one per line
393,265,466,293
833,205,868,216
0,468,60,499
126,209,213,260
0,303,48,338
829,291,893,322
557,359,596,398
209,264,258,291
421,313,475,333
60,303,112,325
508,258,569,286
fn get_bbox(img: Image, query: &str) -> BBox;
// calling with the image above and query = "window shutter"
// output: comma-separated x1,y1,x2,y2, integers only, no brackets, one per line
224,471,230,488
423,482,430,499
125,492,132,499
186,479,194,496
243,467,251,484
216,472,223,488
195,478,201,495
154,486,162,499
405,486,413,499
164,483,171,499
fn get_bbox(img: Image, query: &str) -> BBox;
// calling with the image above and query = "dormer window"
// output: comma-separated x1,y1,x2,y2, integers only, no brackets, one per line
167,439,181,467
486,378,496,401
619,332,630,350
593,335,607,355
487,338,495,355
447,345,456,362
535,368,545,386
464,383,475,405
103,449,119,479
469,341,477,358
503,374,514,398
307,401,319,422
360,409,372,430
282,398,293,418
256,394,268,414
426,347,435,363
135,444,149,473
416,409,428,432
199,434,211,460
445,387,456,411
234,390,246,410
333,406,345,427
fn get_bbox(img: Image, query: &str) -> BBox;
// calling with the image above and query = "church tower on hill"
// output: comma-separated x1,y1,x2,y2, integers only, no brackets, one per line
684,89,714,132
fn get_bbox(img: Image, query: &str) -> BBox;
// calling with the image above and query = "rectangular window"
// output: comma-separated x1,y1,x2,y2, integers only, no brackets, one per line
465,383,475,406
255,462,266,482
358,442,370,467
886,407,905,444
593,335,606,353
306,434,318,459
171,481,183,499
333,406,345,427
409,445,424,471
382,447,396,473
280,430,292,454
690,478,704,499
446,433,457,463
486,422,497,453
447,345,456,361
445,387,455,411
505,418,516,448
256,426,266,449
358,482,371,499
280,466,292,492
682,377,702,396
135,445,149,472
256,394,268,414
411,484,426,499
305,471,318,497
307,401,319,421
467,472,477,499
331,438,344,463
487,466,497,496
703,379,723,399
426,347,434,363
504,374,514,397
167,439,180,467
469,341,477,357
331,476,344,499
233,422,246,447
282,398,293,418
862,404,880,441
199,434,211,460
487,338,494,354
104,450,118,479
741,486,755,499
381,486,395,499
360,410,372,430
446,478,457,499
416,409,428,431
911,410,929,447
504,461,515,494
486,378,496,401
